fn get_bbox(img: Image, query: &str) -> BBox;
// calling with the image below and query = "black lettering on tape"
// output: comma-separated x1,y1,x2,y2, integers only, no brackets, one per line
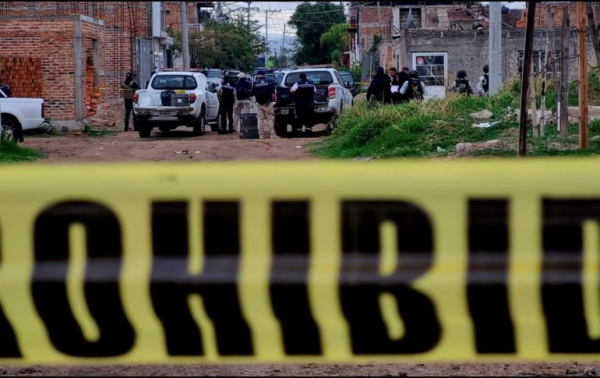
340,201,441,354
543,199,600,353
468,200,515,353
150,201,252,356
0,225,21,357
32,201,134,357
271,201,321,355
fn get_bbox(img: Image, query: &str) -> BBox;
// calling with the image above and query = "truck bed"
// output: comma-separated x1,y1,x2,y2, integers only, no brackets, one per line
275,85,329,108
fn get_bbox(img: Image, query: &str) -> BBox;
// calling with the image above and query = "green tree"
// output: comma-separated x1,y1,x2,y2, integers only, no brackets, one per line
320,23,350,66
170,16,268,72
288,2,346,65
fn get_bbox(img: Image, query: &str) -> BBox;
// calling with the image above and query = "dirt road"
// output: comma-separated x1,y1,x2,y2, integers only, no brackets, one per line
22,130,316,163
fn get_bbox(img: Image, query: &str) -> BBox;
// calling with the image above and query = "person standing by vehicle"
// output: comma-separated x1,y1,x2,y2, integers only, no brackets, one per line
399,70,427,102
252,70,276,139
234,72,252,132
122,72,140,131
218,76,236,134
290,73,316,132
477,64,490,97
366,67,392,104
448,70,475,96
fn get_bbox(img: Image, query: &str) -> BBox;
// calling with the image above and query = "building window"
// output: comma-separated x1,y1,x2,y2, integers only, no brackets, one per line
518,50,562,74
399,8,422,29
413,53,447,86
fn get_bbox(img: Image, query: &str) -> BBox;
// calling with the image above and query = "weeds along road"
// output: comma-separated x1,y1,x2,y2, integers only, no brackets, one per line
21,130,317,163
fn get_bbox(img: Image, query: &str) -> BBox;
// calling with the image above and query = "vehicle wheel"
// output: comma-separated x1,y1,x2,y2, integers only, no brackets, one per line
193,108,206,136
158,125,171,133
138,120,152,138
274,119,288,138
0,116,22,143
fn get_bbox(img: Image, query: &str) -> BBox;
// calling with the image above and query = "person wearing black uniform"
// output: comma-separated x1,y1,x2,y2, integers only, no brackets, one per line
448,70,475,96
477,64,490,96
399,70,427,101
366,67,392,104
122,72,140,131
290,73,316,132
218,76,236,134
252,70,276,139
234,72,252,132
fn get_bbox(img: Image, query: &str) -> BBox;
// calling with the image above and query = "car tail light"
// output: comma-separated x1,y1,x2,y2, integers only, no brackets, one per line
133,93,138,104
41,102,45,118
189,93,197,104
328,86,336,99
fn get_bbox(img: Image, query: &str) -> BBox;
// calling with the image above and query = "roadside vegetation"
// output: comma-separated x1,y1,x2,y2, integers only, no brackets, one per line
0,138,44,162
312,70,600,159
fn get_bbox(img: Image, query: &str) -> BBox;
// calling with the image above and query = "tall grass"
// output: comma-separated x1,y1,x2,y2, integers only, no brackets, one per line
311,73,600,159
0,138,45,162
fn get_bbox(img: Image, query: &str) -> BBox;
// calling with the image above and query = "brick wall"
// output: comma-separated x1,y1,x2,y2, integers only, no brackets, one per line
0,15,108,124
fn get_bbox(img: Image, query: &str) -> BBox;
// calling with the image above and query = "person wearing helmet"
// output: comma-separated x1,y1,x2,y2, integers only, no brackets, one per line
399,70,427,101
448,70,475,96
477,64,490,96
122,72,140,131
366,67,392,104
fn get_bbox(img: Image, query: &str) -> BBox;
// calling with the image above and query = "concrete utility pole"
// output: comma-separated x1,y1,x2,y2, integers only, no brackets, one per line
518,1,537,157
180,1,190,69
488,1,502,95
264,9,281,63
577,1,589,149
246,1,252,28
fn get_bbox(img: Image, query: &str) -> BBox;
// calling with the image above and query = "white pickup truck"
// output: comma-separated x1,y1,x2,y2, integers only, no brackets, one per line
0,86,48,143
133,71,221,138
273,67,354,137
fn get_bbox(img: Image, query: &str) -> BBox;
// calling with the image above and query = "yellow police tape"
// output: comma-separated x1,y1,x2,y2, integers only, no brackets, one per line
1,159,600,364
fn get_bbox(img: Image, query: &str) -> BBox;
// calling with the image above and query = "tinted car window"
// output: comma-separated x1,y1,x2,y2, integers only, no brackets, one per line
152,75,197,90
206,71,221,79
339,72,353,82
284,71,333,86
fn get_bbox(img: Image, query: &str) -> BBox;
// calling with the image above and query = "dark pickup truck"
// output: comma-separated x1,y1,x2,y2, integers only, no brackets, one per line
273,70,342,137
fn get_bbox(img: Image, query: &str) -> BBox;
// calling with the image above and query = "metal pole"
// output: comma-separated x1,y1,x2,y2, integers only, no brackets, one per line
264,9,281,66
180,1,190,69
489,1,502,94
518,1,537,157
578,1,589,149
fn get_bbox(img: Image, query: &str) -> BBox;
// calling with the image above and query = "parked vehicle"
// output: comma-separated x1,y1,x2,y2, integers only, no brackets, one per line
132,71,221,138
273,67,354,137
203,69,223,92
339,71,359,97
0,85,48,143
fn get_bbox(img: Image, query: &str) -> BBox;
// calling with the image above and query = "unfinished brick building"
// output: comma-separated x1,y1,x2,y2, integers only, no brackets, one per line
0,1,199,129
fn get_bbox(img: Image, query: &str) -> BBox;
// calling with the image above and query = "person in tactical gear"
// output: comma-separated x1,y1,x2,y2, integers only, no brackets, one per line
252,70,276,139
366,67,392,104
399,70,427,101
477,64,490,96
218,76,237,134
448,70,475,96
290,73,317,132
234,72,253,132
122,72,140,131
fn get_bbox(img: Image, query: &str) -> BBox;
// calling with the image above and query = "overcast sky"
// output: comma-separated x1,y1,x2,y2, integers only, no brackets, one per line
222,1,527,55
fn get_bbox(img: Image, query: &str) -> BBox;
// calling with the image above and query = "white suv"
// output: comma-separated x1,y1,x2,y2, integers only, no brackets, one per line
133,71,221,138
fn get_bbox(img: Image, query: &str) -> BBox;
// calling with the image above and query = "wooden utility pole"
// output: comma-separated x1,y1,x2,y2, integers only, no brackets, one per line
530,70,539,137
519,1,537,157
586,3,600,69
540,3,552,137
559,4,570,138
577,1,589,149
